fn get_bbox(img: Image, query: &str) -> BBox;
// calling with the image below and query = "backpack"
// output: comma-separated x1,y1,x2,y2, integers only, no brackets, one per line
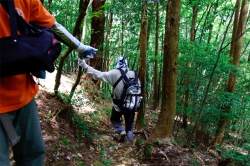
113,68,142,112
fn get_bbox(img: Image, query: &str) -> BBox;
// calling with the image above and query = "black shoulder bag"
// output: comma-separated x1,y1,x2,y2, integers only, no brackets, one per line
0,0,61,78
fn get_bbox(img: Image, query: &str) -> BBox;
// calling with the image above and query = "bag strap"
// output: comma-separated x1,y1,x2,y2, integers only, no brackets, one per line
120,68,130,83
0,0,18,43
0,0,39,37
133,71,139,83
113,68,128,89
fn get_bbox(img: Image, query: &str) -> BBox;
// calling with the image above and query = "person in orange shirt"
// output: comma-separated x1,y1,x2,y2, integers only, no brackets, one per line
0,0,97,165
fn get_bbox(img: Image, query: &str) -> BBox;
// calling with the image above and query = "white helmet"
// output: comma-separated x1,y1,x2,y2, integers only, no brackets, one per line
115,56,128,69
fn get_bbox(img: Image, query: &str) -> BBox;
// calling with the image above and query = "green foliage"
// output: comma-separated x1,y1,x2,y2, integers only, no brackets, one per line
92,10,104,19
144,145,155,158
100,146,107,160
76,161,85,166
72,112,90,138
220,149,250,166
93,161,105,166
135,139,144,146
72,154,79,159
176,36,250,146
59,137,69,145
191,158,200,166
41,0,250,161
101,88,112,100
103,160,114,166
52,145,57,150
98,146,114,165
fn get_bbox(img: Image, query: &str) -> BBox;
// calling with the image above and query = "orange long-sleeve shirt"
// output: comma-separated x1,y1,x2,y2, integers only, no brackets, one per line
0,0,55,113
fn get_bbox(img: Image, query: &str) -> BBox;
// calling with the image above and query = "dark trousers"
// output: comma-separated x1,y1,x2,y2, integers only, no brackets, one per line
0,99,45,166
110,107,135,134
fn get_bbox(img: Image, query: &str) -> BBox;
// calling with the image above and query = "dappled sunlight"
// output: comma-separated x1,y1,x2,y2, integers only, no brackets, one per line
38,71,96,113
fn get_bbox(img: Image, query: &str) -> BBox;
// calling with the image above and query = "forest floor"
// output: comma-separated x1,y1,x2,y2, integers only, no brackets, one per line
28,71,223,166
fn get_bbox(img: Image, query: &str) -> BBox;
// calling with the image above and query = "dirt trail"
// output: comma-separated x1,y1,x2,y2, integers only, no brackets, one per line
35,71,218,166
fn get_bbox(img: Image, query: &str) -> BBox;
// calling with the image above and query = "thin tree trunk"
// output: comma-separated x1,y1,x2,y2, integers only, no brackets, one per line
103,4,113,91
149,0,181,139
153,3,159,109
213,0,249,147
190,5,197,41
199,4,212,43
68,0,93,103
54,48,73,94
181,2,198,129
242,40,250,55
214,17,222,43
54,0,89,94
135,1,147,130
188,11,234,146
207,0,218,44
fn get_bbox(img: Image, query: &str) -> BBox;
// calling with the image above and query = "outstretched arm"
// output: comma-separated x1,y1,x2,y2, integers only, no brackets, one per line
52,22,97,59
78,59,117,84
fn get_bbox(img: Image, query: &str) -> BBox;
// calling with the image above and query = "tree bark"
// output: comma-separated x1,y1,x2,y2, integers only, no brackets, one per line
135,1,147,130
149,0,181,139
190,4,197,41
89,0,106,87
153,3,159,110
90,0,105,70
229,0,241,59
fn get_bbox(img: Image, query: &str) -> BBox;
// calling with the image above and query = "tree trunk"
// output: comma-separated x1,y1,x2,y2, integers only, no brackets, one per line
89,0,106,87
181,1,198,129
190,4,197,41
149,0,181,139
213,0,249,147
90,0,105,70
135,1,147,130
229,0,241,59
103,5,113,91
54,0,89,94
198,4,212,43
153,3,159,110
68,0,93,103
54,48,73,94
207,1,218,44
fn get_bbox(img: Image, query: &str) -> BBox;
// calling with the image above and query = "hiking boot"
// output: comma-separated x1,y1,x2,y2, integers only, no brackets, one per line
117,131,126,142
125,131,133,142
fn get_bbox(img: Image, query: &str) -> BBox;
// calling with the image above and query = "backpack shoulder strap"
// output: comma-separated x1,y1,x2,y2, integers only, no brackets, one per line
120,68,130,83
133,71,139,83
113,68,128,89
0,0,18,41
